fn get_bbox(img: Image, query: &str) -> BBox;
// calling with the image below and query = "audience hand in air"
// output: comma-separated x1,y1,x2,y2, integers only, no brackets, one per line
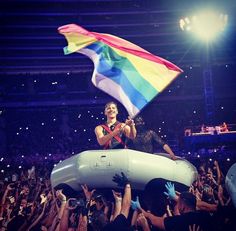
164,182,177,201
131,196,141,211
112,190,122,202
81,184,96,201
112,172,130,187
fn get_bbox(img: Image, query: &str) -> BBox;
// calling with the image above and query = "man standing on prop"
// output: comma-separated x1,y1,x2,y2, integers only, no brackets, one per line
95,101,137,149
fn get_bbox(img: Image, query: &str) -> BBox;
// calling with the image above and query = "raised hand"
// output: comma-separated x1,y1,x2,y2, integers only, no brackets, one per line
189,224,202,231
136,213,150,230
56,189,66,202
131,196,141,211
112,190,122,202
81,184,96,201
6,183,14,191
40,193,47,204
112,172,130,187
164,182,177,200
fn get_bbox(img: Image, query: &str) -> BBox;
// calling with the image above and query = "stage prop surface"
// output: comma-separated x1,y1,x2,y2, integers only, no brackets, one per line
51,149,198,191
225,162,236,208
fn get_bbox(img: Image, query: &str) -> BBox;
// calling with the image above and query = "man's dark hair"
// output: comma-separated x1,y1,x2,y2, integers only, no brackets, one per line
105,101,117,110
179,191,196,210
91,210,108,231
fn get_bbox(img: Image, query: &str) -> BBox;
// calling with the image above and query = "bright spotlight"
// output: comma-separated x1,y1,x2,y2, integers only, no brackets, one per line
179,10,228,42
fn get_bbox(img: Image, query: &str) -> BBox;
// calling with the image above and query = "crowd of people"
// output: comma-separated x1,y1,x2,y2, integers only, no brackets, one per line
0,157,235,230
0,101,235,230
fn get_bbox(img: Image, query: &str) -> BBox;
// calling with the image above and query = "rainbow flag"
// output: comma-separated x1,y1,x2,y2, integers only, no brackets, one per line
58,24,183,118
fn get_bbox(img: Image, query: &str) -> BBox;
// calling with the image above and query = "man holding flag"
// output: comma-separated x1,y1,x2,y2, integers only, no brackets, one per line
95,101,136,149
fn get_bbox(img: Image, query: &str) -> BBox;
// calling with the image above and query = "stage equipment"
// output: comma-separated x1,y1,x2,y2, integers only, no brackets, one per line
51,149,197,191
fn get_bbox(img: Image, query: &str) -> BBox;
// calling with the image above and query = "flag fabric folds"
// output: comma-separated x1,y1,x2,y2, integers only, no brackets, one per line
58,24,183,118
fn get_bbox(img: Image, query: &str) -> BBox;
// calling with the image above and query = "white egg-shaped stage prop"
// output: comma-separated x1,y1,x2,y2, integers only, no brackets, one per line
51,149,198,191
225,162,236,208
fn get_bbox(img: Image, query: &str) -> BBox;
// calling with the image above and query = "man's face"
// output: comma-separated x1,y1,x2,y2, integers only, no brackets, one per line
104,103,118,118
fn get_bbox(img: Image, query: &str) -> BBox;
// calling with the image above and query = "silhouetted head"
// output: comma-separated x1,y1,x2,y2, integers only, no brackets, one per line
178,191,196,214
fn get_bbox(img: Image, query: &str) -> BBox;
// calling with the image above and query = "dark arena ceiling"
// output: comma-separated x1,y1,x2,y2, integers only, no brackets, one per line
1,0,236,75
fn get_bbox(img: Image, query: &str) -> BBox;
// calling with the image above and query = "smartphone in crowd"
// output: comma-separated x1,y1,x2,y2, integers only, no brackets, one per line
12,174,18,182
68,198,85,208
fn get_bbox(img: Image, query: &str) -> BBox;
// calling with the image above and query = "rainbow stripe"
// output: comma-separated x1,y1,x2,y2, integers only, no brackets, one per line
58,24,183,118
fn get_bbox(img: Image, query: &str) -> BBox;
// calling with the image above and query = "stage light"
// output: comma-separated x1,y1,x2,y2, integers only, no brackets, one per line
179,10,228,42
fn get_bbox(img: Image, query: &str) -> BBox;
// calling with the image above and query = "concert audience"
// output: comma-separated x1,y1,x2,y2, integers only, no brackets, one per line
0,106,235,230
0,155,235,230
